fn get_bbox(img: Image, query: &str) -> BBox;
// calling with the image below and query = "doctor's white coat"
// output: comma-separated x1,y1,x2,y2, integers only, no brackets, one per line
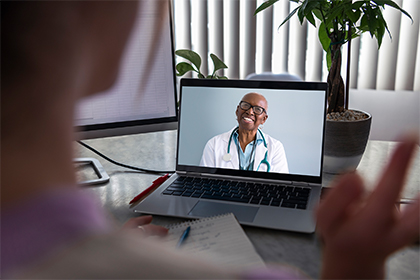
200,128,289,173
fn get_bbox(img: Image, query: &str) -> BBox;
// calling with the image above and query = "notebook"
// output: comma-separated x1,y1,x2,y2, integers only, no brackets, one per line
133,78,328,233
162,213,265,269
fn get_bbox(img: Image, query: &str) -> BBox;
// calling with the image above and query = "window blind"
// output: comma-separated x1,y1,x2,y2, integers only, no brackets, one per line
173,0,419,91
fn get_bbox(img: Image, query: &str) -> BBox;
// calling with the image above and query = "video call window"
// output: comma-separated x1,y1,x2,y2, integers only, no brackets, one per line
177,86,326,177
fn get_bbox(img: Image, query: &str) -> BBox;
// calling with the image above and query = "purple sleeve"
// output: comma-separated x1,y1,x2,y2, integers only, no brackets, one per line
242,265,309,280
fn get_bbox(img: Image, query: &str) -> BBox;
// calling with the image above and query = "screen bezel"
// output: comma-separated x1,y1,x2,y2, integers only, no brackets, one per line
176,78,328,184
74,1,178,140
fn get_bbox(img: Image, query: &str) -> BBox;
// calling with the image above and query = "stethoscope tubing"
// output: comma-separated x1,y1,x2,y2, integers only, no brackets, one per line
224,127,270,172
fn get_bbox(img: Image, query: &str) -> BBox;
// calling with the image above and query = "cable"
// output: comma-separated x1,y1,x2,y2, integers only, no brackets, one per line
77,140,175,175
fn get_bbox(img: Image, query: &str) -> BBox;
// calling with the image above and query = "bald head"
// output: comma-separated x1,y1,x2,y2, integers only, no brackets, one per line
241,92,268,112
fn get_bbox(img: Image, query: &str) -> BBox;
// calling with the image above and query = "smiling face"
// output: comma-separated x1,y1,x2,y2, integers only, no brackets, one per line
236,92,268,133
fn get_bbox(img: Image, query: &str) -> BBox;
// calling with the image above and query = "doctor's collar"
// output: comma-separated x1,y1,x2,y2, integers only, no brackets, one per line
233,128,263,146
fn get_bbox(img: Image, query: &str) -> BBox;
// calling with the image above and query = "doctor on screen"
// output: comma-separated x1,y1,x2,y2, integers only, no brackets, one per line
200,92,289,173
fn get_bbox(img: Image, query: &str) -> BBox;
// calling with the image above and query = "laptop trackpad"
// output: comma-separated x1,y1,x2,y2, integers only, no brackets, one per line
188,201,259,223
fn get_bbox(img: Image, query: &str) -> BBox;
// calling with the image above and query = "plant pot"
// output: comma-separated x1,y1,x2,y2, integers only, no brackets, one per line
323,109,372,174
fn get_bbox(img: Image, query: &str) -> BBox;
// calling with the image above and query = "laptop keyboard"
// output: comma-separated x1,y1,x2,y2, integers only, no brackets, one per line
162,176,311,209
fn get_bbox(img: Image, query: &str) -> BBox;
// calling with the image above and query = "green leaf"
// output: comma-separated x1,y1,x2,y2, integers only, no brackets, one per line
297,0,310,24
313,9,323,21
372,0,413,22
198,73,205,79
175,49,201,71
254,0,279,15
175,62,195,76
364,5,377,37
306,11,316,27
298,4,305,24
210,53,228,74
324,5,345,27
377,10,391,40
318,22,331,53
326,47,332,71
350,26,361,40
279,6,301,28
374,12,386,48
345,8,361,24
302,0,319,27
359,13,370,32
376,22,385,48
352,1,365,10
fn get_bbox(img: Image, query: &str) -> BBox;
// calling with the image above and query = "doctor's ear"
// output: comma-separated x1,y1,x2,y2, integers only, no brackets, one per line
263,114,268,123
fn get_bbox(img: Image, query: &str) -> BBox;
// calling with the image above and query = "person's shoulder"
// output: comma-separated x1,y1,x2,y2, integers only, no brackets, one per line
262,132,281,144
209,129,233,142
17,231,237,279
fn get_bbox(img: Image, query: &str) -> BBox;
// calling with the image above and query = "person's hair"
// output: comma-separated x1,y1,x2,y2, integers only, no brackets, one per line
1,1,73,88
2,1,37,86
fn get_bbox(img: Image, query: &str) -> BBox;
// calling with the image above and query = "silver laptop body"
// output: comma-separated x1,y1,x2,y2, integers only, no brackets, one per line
133,78,328,233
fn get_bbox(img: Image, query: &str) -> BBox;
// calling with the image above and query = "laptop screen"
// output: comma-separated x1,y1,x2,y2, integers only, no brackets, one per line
177,79,328,184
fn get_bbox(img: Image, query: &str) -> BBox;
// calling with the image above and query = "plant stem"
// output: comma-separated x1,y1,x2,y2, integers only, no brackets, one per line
345,22,351,110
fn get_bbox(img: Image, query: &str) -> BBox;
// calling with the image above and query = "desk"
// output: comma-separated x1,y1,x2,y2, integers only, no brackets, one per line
75,130,419,279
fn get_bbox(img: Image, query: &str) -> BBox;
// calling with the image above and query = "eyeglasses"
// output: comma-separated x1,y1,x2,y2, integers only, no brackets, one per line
239,101,266,115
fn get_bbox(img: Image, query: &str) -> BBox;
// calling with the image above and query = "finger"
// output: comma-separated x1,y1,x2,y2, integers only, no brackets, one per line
391,196,420,250
134,215,153,225
140,224,169,237
369,134,419,211
122,215,153,229
316,172,364,236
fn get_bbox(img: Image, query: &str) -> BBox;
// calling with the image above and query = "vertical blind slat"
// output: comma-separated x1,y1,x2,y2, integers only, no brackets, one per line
288,1,306,80
260,2,273,72
395,0,420,91
173,0,191,50
349,37,360,89
414,30,420,90
289,19,307,79
376,0,402,90
358,34,379,89
191,0,208,76
224,0,240,78
241,0,257,79
173,0,192,77
209,0,225,76
306,21,323,82
272,0,290,74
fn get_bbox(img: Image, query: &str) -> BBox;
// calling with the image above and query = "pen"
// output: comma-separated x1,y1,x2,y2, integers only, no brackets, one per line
129,174,169,204
176,226,191,248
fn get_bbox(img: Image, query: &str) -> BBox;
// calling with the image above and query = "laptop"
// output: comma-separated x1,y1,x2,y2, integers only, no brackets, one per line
133,78,328,233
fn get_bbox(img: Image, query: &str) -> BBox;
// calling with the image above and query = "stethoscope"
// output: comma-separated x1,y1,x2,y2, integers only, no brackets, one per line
222,127,271,172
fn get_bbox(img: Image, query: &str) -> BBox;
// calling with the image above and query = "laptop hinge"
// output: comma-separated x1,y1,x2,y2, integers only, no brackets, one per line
292,181,310,186
202,173,293,185
292,181,322,187
176,172,321,188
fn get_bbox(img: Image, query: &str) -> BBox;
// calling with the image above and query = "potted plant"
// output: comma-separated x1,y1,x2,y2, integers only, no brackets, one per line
175,49,228,79
255,0,412,173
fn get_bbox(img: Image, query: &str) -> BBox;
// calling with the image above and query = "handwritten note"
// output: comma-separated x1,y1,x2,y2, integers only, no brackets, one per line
163,213,265,268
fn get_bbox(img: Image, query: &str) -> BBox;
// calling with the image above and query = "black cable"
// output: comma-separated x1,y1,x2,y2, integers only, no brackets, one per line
77,140,175,175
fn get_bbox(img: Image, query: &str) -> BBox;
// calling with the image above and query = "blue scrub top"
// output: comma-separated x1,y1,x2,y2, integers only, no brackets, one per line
233,130,263,170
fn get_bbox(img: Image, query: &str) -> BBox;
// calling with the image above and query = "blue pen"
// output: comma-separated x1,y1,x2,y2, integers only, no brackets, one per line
176,226,191,248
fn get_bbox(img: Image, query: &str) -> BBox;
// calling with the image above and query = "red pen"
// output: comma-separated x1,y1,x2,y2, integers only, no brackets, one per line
129,174,169,204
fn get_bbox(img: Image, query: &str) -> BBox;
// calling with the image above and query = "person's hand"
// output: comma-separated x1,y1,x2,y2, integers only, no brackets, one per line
122,215,168,237
316,134,420,279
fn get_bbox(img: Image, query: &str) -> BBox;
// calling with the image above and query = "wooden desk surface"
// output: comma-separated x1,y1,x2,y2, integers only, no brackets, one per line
75,130,419,279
